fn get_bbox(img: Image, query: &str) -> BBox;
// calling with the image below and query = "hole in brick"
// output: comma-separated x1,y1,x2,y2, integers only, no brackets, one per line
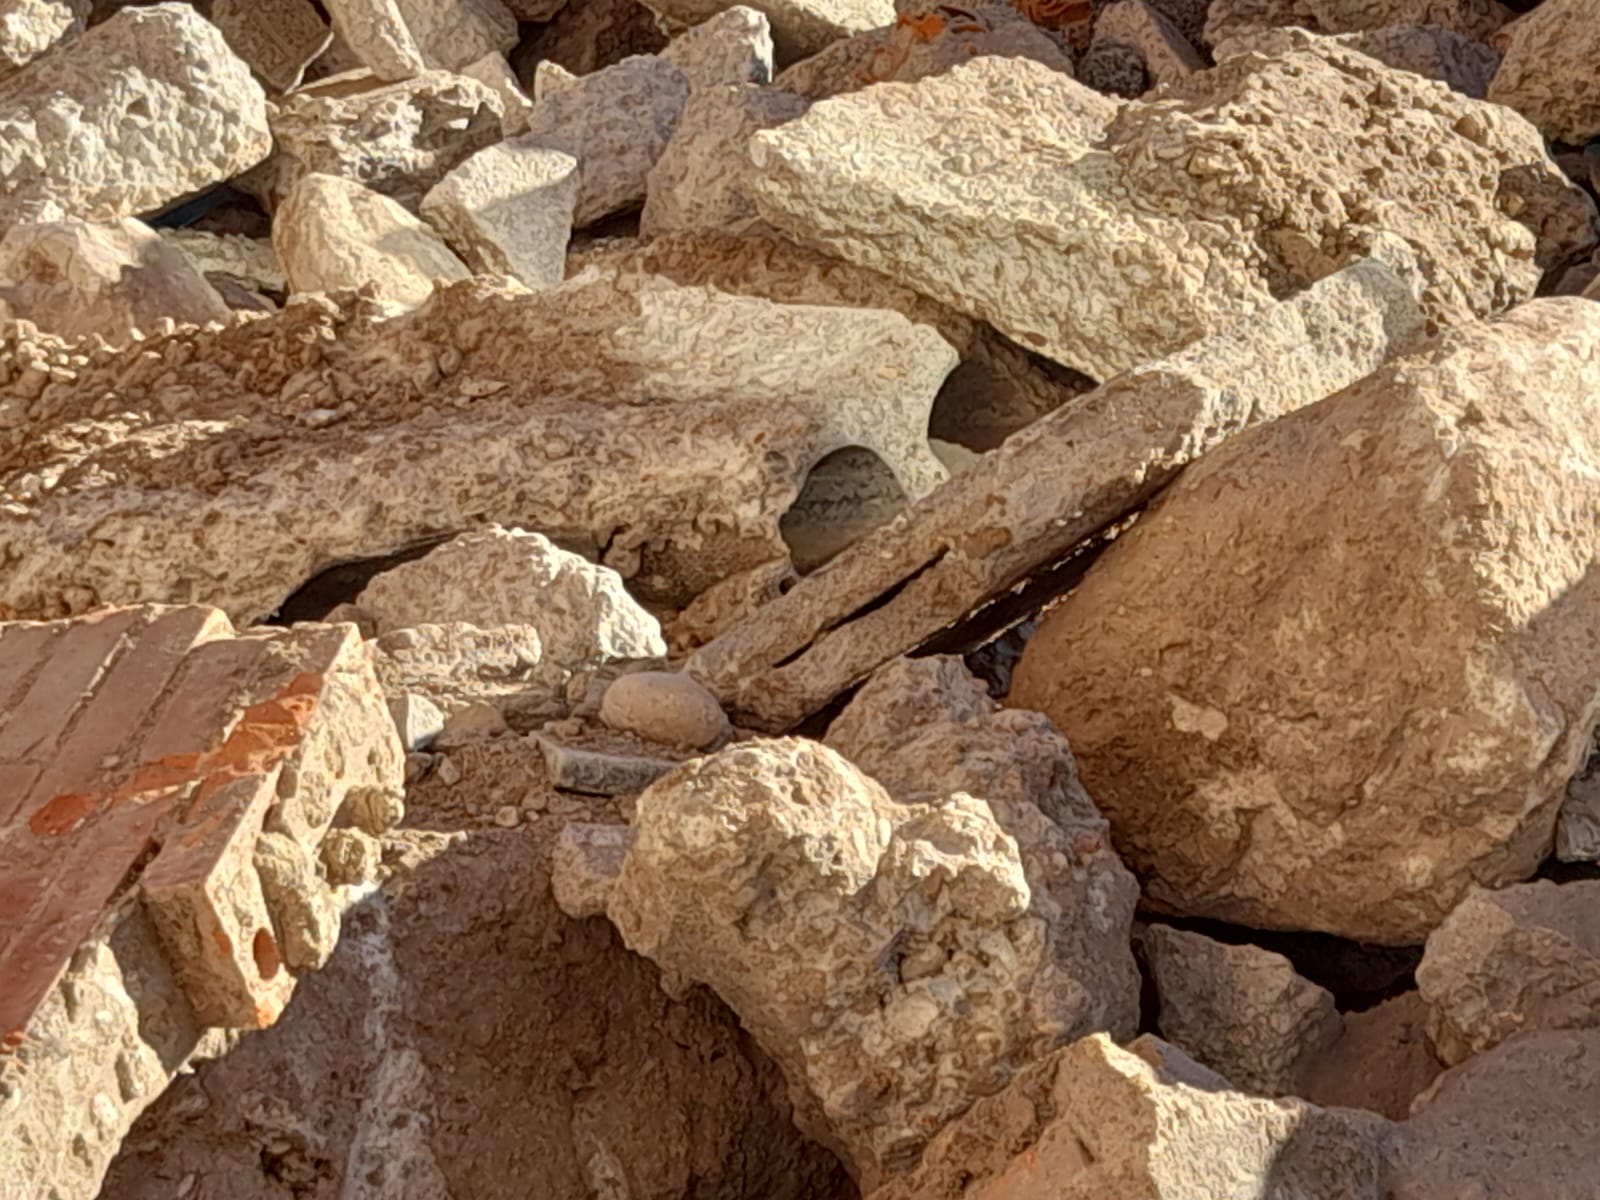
252,929,282,981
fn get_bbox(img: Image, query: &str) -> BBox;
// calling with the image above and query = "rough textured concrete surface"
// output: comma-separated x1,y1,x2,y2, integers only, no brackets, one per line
0,218,230,345
687,257,1424,730
1143,925,1342,1095
1222,24,1502,97
660,5,775,87
518,54,692,226
641,0,893,64
1011,299,1600,943
1486,0,1600,146
0,271,954,622
744,44,1592,378
585,655,1139,1186
1204,0,1511,45
355,527,667,669
238,68,505,212
1416,880,1600,1064
210,0,334,93
0,0,85,80
0,605,402,1200
0,3,271,229
420,143,579,288
273,173,471,312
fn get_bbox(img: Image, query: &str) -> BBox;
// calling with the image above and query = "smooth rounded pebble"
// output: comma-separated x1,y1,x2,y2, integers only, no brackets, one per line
600,670,732,750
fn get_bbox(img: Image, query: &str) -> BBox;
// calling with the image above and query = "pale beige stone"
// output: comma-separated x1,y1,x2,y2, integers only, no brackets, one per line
0,4,271,229
1487,0,1600,146
210,0,333,92
599,670,731,749
457,50,534,134
1011,300,1600,943
321,0,427,80
1093,0,1204,86
642,0,892,63
273,173,470,313
660,5,775,87
0,0,86,80
0,218,230,345
420,143,579,288
1204,0,1511,46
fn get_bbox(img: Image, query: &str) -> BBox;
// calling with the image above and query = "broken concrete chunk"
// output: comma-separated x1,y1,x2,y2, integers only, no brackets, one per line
641,84,808,237
239,68,505,212
355,527,667,669
1093,0,1204,86
660,5,775,87
1486,0,1600,146
774,3,1074,102
319,827,382,886
872,1033,1394,1200
394,0,518,72
372,623,569,725
273,173,471,313
1010,299,1600,943
551,821,635,916
599,671,731,750
158,228,286,297
388,692,446,750
0,218,230,346
0,3,271,229
642,0,891,63
1387,1029,1600,1200
517,54,692,226
253,832,341,971
1416,880,1600,1065
0,0,85,80
1203,0,1511,46
536,735,678,795
210,0,334,93
745,43,1591,378
605,734,1135,1186
686,257,1423,731
420,144,579,289
0,272,954,623
1142,925,1342,1095
457,50,535,134
320,0,427,80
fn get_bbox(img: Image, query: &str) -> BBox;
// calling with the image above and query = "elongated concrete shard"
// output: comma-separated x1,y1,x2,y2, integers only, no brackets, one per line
0,3,271,229
0,272,954,623
685,256,1424,730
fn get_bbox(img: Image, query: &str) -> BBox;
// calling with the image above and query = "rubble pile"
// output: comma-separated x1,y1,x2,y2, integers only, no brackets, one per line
0,0,1597,1198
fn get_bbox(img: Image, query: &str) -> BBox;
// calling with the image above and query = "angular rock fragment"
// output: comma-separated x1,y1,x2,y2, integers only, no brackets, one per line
551,821,635,916
1557,740,1600,860
0,4,271,229
1387,1030,1600,1200
420,144,579,288
686,257,1423,730
253,832,341,971
1203,0,1511,46
744,44,1592,377
371,624,569,723
1293,992,1445,1119
598,721,1138,1186
0,218,230,345
1092,0,1204,86
0,605,401,1199
1225,24,1501,97
641,84,808,236
209,0,334,93
0,0,85,80
395,0,518,73
517,54,692,226
1010,299,1600,943
774,2,1075,101
642,0,893,63
321,0,427,80
0,273,954,622
457,50,534,134
537,736,677,796
872,1033,1394,1200
159,228,286,298
237,68,505,212
355,527,667,668
1416,880,1600,1064
1142,925,1342,1095
273,173,470,313
660,5,775,87
1486,0,1600,147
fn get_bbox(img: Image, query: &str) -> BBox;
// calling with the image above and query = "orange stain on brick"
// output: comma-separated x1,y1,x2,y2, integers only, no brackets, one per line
28,792,98,836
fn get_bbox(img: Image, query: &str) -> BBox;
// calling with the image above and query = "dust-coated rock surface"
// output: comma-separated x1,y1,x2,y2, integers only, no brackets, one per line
745,43,1593,378
1142,924,1342,1095
641,0,892,63
239,68,505,211
1011,299,1600,944
0,218,230,344
0,3,271,229
0,271,953,622
274,173,471,311
518,54,691,226
420,142,579,287
1203,0,1512,45
355,527,667,668
0,0,84,79
599,671,731,749
589,655,1140,1186
659,5,775,87
1486,0,1600,146
1415,880,1600,1064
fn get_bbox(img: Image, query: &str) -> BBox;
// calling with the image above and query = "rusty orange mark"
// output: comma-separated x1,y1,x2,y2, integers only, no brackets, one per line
211,926,233,959
29,792,98,836
897,10,947,39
